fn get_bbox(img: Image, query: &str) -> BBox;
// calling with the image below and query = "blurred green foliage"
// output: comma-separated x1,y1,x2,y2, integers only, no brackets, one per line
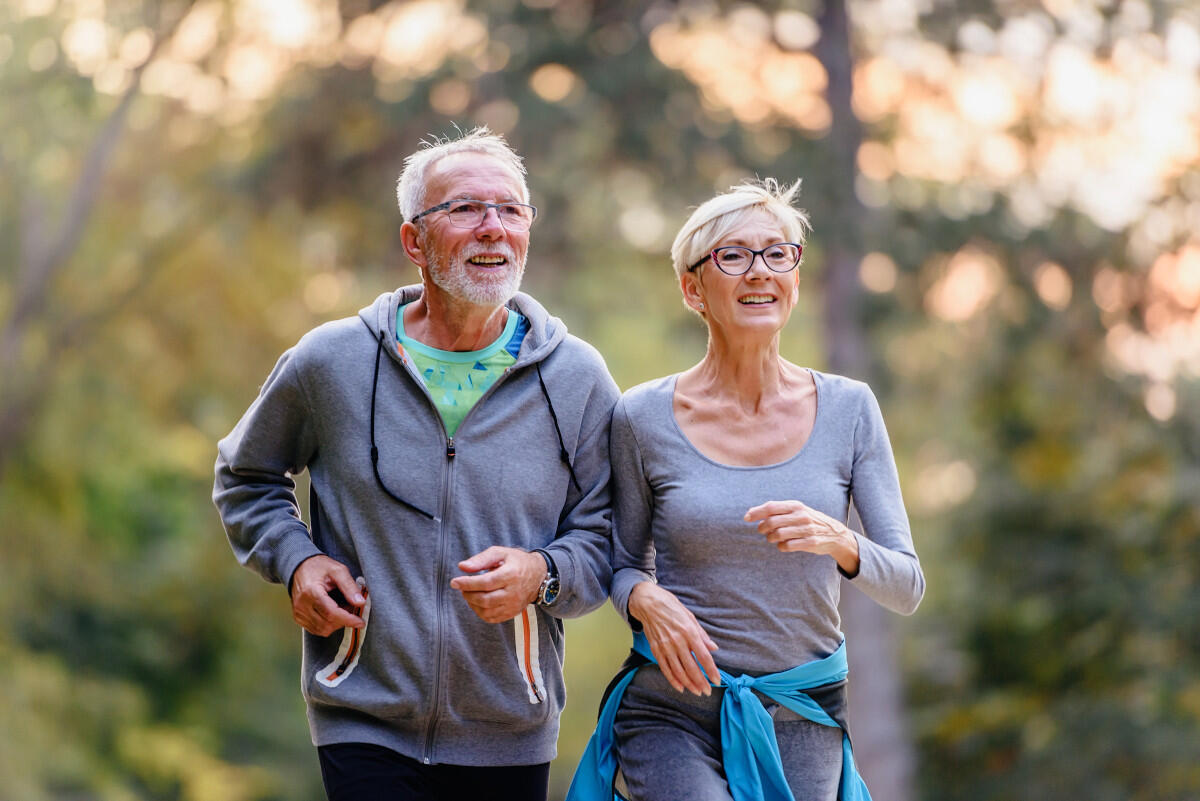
2,0,1198,799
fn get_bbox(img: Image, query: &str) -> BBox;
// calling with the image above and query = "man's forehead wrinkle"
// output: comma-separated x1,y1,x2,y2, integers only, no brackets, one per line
425,153,525,205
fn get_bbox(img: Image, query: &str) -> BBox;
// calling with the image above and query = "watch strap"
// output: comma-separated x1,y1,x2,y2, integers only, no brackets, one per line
533,548,558,578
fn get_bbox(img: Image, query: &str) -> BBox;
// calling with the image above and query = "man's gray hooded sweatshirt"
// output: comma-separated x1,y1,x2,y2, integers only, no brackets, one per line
213,286,619,766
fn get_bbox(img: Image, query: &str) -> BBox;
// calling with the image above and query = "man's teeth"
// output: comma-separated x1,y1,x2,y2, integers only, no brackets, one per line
739,295,775,304
469,256,506,265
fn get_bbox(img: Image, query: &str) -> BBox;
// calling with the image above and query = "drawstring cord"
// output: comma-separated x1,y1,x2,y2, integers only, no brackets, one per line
370,327,581,511
370,332,436,519
536,362,583,494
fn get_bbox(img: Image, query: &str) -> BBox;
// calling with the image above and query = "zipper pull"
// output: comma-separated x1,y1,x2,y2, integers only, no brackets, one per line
446,437,456,458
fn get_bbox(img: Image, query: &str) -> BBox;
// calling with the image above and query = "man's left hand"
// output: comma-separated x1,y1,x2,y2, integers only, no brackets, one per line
451,546,547,623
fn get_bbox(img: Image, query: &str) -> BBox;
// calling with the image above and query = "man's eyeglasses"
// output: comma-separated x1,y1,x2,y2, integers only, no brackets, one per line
410,199,538,232
688,243,803,275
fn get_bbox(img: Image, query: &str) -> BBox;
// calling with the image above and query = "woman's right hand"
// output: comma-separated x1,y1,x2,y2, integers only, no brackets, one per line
628,582,720,696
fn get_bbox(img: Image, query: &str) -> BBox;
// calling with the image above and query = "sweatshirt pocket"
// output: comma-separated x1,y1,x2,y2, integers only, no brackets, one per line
444,605,562,726
315,578,370,688
514,604,547,703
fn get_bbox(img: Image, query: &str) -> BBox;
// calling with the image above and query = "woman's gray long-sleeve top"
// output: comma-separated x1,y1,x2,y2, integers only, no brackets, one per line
609,370,925,675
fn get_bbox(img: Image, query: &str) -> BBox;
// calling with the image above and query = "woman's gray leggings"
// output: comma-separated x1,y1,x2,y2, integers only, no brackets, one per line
614,665,845,801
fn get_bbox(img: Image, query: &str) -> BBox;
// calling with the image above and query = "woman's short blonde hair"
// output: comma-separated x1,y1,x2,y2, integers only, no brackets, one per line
670,178,811,280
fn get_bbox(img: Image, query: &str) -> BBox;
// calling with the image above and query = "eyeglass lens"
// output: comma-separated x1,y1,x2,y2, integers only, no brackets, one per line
446,201,535,231
712,244,800,274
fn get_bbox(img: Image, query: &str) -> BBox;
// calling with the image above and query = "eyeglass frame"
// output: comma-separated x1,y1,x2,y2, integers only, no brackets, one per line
409,198,539,231
688,242,804,275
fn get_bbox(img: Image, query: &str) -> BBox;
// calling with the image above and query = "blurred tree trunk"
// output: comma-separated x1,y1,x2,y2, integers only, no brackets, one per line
814,1,916,799
0,18,174,477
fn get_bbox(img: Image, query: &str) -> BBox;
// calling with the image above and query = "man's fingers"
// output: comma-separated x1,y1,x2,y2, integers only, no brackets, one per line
450,571,504,592
316,594,364,628
457,583,526,624
331,571,365,607
458,545,507,574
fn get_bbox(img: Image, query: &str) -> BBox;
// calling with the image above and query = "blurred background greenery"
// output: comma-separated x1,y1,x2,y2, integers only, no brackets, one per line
3,0,1199,798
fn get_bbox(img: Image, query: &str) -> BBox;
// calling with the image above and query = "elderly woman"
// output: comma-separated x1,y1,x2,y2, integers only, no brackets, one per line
568,180,925,801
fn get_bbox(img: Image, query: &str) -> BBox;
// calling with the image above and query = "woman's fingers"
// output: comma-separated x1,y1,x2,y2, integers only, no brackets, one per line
631,584,720,695
656,647,690,694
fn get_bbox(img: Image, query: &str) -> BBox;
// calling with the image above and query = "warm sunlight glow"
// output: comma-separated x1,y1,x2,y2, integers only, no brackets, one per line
235,0,339,50
913,458,977,512
223,44,282,100
430,78,471,115
61,17,109,75
170,1,222,62
618,204,666,252
1033,261,1073,310
1102,243,1200,384
650,18,830,134
652,8,1200,238
529,63,579,103
1144,382,1177,421
925,248,1003,322
374,0,486,80
860,252,898,293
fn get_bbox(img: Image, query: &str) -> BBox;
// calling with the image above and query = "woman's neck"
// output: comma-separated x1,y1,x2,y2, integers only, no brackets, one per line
689,332,791,412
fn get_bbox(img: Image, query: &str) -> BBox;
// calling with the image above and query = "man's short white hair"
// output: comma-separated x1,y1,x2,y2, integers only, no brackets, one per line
670,178,811,280
395,126,529,222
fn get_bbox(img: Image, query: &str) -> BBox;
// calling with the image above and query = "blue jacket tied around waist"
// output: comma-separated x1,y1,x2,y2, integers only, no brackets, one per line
566,633,872,801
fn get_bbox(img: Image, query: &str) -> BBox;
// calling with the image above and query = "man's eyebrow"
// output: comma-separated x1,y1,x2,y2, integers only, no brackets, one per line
441,197,522,208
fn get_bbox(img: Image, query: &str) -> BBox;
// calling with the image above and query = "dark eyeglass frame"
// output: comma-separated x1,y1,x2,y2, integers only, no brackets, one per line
410,198,538,232
688,242,804,275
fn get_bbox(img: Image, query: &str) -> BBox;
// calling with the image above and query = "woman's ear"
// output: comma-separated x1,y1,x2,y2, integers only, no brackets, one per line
680,271,705,314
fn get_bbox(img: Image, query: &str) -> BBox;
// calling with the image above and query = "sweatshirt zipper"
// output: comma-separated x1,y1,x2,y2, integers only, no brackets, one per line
382,319,542,762
382,339,462,765
422,434,456,764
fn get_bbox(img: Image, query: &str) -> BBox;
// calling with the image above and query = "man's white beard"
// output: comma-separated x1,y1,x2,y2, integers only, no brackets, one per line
428,244,525,307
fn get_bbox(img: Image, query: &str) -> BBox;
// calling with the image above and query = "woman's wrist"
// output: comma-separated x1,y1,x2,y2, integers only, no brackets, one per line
833,524,861,576
627,580,653,619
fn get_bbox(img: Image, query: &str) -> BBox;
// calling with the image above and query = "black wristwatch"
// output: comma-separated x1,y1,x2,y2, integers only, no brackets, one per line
533,548,560,607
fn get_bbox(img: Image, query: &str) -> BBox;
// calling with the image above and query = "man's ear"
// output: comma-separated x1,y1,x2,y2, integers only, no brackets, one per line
400,221,429,269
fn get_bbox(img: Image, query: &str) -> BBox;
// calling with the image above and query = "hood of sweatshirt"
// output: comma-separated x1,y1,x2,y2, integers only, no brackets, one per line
358,285,567,367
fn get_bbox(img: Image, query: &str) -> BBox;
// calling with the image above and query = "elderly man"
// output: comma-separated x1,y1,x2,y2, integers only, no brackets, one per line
214,127,618,801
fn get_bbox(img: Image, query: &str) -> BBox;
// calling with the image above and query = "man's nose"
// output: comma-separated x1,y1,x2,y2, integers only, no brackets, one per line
475,206,506,238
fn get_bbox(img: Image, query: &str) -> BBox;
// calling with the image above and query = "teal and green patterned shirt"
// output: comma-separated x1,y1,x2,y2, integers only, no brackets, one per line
396,303,529,436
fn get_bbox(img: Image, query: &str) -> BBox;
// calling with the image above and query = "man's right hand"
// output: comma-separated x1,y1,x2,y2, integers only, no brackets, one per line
290,555,366,636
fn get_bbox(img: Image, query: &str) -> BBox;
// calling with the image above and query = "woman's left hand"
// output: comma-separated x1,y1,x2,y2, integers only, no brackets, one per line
745,500,861,576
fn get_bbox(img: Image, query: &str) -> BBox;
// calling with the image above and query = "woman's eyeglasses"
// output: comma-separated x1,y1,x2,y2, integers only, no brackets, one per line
689,243,803,275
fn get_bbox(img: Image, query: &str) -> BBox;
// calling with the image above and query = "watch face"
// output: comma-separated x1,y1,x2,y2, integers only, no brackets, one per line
541,577,560,605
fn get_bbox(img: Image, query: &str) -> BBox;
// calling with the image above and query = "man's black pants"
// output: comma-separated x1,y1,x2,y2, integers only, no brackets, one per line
318,742,550,801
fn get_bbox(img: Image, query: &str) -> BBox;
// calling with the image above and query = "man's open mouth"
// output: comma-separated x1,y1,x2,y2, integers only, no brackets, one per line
468,255,508,266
